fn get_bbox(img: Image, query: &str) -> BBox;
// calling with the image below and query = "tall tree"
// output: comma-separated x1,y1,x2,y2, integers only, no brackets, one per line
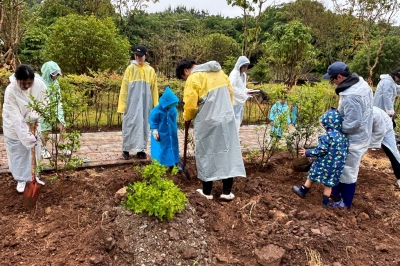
0,0,30,70
265,20,316,88
333,0,400,84
42,14,130,74
226,0,270,58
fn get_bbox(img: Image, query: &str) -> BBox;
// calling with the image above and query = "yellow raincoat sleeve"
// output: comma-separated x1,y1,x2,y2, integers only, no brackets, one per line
150,71,159,107
183,76,200,121
225,74,234,104
117,66,130,113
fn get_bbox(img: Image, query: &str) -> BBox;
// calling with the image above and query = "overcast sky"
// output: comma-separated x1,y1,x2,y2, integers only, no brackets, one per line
147,0,257,17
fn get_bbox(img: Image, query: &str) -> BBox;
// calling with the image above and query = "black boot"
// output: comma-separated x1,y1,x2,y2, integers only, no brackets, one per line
292,184,309,198
322,195,330,207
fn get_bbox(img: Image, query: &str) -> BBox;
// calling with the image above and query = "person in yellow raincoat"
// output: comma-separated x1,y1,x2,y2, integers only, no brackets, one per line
176,59,246,201
117,45,158,160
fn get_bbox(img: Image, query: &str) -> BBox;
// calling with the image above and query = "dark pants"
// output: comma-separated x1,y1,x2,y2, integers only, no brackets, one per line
381,144,400,180
202,178,234,195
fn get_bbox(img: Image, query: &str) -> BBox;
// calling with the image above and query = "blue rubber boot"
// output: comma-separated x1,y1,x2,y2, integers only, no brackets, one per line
322,195,330,207
330,182,342,202
292,184,309,198
329,183,356,209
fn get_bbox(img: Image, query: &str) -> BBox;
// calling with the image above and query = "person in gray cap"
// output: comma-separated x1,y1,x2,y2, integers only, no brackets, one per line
117,45,159,160
322,61,373,208
373,68,400,128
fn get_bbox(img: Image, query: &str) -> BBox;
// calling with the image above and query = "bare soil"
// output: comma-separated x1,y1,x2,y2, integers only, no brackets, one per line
1,149,400,266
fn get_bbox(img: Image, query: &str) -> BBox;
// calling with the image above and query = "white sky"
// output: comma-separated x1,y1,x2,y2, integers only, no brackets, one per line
146,0,335,17
146,0,258,17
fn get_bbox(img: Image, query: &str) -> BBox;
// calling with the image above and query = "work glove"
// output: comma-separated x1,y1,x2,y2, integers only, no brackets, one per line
24,110,40,123
152,129,160,141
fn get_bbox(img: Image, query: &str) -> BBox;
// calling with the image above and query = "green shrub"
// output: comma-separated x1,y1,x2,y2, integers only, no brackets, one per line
122,160,188,221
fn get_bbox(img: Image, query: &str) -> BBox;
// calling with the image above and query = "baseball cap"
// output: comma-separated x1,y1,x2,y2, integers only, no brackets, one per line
391,68,400,79
51,69,62,76
133,45,147,56
322,62,349,79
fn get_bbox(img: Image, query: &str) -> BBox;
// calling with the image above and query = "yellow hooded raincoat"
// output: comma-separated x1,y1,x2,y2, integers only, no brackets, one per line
183,61,246,181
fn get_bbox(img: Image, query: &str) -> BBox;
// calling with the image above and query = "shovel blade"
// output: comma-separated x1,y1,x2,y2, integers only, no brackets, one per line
23,181,42,210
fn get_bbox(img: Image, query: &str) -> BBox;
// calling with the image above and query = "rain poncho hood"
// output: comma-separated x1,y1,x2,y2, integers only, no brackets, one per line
183,61,245,181
41,61,62,87
229,56,250,106
373,74,400,116
118,60,158,152
40,61,65,129
305,109,349,187
149,87,179,167
320,108,343,131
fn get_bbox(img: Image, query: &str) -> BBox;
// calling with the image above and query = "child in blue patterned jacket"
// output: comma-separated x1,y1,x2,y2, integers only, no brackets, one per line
292,108,349,207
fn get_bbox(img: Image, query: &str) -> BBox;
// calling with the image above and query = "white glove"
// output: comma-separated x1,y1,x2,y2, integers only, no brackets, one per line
24,110,40,123
153,129,160,141
24,134,37,149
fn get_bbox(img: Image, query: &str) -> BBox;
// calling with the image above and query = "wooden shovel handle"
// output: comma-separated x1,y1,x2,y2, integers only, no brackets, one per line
29,123,37,182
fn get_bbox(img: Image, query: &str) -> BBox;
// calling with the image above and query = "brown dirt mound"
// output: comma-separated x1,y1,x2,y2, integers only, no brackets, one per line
1,150,400,265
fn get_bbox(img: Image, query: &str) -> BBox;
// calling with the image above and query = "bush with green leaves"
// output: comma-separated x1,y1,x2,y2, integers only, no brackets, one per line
123,160,188,221
28,83,83,179
285,83,337,157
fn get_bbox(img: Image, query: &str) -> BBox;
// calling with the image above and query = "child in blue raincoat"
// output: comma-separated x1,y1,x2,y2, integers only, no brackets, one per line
269,97,291,137
149,87,180,167
292,108,349,207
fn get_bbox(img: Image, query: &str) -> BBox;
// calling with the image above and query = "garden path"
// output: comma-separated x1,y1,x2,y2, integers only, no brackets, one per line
0,125,267,174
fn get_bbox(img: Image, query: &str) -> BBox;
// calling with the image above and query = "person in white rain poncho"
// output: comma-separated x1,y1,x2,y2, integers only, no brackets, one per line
373,68,400,128
117,45,158,160
322,62,373,208
176,59,246,201
370,107,400,188
2,64,47,193
229,56,254,136
40,61,66,159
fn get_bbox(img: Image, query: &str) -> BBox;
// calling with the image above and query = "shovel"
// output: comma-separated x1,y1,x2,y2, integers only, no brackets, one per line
180,120,191,180
23,122,42,210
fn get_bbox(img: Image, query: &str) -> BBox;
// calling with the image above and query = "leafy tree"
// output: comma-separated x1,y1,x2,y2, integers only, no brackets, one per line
18,25,48,68
265,20,317,88
350,35,400,85
42,14,130,74
333,0,400,84
199,33,240,65
0,0,35,70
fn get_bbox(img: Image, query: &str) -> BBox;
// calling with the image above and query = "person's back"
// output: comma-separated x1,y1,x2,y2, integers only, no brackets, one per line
269,98,291,137
308,109,349,184
371,106,400,187
149,87,179,167
177,59,246,200
373,69,400,117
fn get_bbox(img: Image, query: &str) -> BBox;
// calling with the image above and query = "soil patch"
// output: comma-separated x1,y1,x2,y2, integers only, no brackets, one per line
1,150,400,265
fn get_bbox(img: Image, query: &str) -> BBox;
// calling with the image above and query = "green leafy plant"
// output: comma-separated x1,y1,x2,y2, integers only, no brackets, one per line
28,83,83,180
122,160,188,221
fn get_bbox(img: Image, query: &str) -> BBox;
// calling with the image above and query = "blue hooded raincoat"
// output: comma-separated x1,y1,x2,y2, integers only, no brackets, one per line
149,87,180,167
305,109,349,187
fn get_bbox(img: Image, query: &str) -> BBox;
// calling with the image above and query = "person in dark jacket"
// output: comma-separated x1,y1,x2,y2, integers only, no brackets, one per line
149,87,180,167
293,109,349,207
